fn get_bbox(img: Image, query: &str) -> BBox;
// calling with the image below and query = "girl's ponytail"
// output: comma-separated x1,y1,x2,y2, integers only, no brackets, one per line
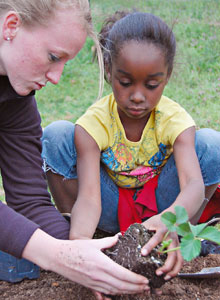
98,11,130,83
99,11,129,49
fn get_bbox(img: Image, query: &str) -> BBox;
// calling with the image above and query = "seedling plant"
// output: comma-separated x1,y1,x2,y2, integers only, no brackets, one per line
159,206,220,261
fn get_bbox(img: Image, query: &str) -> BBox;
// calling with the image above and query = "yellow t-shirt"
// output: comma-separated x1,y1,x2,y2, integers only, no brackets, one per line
76,93,195,188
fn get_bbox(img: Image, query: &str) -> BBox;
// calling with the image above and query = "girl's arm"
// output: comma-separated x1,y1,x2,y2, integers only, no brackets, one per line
163,125,204,218
69,125,102,240
172,126,204,214
147,126,204,223
142,126,204,278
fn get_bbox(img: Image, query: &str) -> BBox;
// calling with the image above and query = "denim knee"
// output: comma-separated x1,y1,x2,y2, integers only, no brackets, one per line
195,128,220,185
155,128,220,213
41,120,77,179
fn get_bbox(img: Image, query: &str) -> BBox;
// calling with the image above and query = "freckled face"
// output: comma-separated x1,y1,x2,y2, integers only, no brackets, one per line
109,41,169,123
1,9,87,96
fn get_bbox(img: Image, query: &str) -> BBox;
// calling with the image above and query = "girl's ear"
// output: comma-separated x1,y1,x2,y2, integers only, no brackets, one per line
106,71,111,83
165,72,172,84
166,67,174,84
2,11,21,41
105,65,112,83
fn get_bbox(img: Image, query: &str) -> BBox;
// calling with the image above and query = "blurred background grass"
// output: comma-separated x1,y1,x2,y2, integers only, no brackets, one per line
0,0,219,201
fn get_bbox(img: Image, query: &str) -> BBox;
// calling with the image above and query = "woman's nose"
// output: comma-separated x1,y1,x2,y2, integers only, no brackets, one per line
46,64,65,85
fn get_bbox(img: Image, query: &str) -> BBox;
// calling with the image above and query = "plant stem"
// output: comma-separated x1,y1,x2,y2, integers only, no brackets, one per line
161,246,181,254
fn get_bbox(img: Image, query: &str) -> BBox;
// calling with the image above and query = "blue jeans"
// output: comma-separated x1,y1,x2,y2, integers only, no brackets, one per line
42,120,220,233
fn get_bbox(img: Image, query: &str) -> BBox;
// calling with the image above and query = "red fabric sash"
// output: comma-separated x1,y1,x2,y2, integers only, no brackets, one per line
199,185,220,223
118,178,220,232
118,175,159,232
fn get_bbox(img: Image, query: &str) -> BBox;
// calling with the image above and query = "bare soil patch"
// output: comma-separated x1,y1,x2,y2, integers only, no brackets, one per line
1,228,220,300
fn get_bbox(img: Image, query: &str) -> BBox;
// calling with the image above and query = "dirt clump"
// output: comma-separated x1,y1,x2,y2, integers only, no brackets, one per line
104,223,167,291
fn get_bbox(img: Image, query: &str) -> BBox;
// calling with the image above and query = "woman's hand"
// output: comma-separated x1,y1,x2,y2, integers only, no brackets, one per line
142,215,183,280
23,229,150,296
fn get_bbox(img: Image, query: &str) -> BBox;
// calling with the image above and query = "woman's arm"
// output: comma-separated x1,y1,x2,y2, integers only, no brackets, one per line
0,96,70,246
69,125,102,240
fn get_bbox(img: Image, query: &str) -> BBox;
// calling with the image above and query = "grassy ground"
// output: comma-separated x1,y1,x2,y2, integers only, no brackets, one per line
0,0,219,201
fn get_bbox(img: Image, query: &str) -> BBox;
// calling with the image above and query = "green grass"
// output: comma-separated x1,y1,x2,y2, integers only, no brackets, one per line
0,0,219,202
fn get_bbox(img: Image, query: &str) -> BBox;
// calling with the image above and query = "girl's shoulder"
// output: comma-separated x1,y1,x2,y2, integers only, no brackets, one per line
157,95,182,109
156,95,189,117
88,92,115,110
154,95,195,145
79,92,115,120
77,92,116,119
75,93,116,150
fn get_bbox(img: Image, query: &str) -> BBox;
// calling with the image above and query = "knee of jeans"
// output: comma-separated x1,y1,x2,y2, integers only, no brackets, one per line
195,128,220,184
42,120,75,145
42,120,76,167
195,128,220,157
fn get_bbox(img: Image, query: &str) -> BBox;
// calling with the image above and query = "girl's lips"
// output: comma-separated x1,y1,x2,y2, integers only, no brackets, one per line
128,107,146,115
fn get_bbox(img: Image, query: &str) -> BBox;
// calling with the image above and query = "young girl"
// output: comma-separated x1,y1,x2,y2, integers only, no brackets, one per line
42,11,220,281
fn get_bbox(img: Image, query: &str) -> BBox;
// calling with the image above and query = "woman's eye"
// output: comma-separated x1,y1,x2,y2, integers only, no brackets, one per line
49,53,60,62
119,80,131,87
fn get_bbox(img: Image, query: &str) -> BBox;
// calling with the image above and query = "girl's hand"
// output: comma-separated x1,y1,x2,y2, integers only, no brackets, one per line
93,291,113,300
141,215,183,279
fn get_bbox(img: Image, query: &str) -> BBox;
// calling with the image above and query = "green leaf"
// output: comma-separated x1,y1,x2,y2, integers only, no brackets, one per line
180,233,201,261
174,206,189,224
161,212,177,232
215,223,220,231
197,226,220,245
189,223,207,237
176,222,191,237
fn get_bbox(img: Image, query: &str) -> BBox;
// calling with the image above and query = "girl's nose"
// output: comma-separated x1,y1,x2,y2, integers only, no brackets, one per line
46,64,65,85
130,90,145,103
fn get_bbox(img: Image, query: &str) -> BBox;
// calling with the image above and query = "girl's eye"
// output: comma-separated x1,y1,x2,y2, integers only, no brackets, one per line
146,84,159,90
49,53,60,62
119,80,131,87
